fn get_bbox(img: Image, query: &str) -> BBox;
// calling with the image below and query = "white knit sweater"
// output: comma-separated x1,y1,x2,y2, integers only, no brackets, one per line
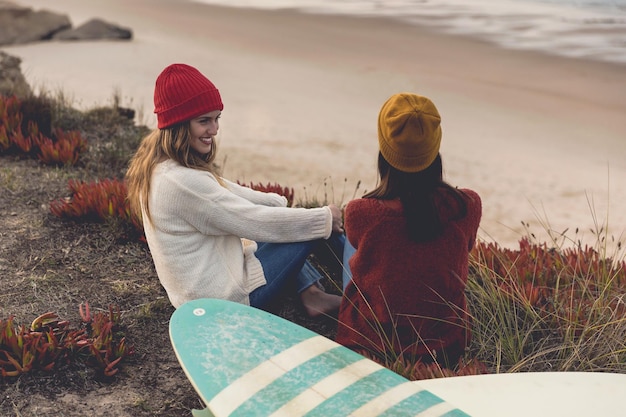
142,159,332,308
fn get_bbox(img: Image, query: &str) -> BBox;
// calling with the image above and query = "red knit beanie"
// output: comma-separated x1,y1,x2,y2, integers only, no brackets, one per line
153,63,224,129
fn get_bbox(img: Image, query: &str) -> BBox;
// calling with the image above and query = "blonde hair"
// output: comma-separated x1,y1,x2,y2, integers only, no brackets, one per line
125,122,222,224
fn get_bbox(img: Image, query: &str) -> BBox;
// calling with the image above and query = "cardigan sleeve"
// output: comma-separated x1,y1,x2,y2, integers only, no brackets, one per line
222,178,288,208
152,165,332,243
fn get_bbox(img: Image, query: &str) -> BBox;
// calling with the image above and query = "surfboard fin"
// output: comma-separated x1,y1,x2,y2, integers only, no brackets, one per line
191,408,215,417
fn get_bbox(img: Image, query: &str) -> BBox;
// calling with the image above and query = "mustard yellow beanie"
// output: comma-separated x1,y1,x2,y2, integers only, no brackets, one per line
377,93,442,173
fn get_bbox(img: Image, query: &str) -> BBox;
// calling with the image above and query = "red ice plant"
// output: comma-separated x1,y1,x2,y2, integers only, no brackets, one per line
0,94,87,165
471,237,626,337
79,302,135,377
237,181,295,207
0,313,80,377
49,178,143,236
36,128,88,166
0,303,134,379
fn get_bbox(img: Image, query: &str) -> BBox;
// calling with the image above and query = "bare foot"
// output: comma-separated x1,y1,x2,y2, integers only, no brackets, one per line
300,284,342,318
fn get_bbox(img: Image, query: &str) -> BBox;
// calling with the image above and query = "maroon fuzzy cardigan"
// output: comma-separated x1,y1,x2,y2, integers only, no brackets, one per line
335,188,482,362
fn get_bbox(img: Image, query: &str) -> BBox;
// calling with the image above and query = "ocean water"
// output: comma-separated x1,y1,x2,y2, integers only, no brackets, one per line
191,0,626,64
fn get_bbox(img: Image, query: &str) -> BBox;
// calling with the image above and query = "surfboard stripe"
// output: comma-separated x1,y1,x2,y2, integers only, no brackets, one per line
234,357,454,417
412,400,459,417
208,335,337,416
300,369,408,417
229,345,369,416
268,358,383,417
381,387,466,417
350,381,437,416
438,409,473,417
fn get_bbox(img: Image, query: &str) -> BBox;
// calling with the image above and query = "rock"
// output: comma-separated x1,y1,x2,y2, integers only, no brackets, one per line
0,3,132,45
53,18,132,41
0,50,31,98
0,3,71,46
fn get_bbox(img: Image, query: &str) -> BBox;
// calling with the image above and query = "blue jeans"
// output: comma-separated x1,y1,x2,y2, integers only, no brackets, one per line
249,234,347,309
342,238,356,291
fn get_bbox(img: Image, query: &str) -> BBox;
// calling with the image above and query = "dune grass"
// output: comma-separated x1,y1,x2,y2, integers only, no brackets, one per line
467,217,626,375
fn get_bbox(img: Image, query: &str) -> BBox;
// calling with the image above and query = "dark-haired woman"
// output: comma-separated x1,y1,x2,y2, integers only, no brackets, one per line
335,93,482,368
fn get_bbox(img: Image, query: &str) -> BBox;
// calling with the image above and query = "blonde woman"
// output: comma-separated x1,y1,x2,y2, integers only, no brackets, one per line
126,63,343,317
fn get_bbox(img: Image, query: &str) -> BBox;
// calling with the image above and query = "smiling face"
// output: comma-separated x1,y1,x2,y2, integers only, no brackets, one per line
189,110,221,155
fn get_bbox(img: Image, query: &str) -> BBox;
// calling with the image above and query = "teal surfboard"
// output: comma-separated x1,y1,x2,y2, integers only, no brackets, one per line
169,298,471,417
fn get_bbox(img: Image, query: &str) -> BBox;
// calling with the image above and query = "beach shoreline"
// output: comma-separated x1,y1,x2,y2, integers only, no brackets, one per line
5,0,626,250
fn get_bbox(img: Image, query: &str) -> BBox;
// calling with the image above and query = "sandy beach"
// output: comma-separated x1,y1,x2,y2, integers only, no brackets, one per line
5,0,626,251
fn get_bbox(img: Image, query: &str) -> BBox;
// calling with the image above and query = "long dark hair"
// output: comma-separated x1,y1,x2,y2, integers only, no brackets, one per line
363,152,467,243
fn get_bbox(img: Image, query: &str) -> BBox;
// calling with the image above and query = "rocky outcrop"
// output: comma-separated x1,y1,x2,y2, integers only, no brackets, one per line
0,51,31,98
53,18,132,41
0,2,132,46
0,3,71,46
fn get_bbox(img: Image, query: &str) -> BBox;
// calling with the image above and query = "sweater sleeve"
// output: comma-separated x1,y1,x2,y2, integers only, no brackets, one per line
222,178,288,208
152,165,332,242
459,189,482,251
344,199,367,249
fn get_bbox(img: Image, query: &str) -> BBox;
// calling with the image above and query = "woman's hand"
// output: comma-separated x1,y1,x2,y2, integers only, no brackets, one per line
328,204,344,233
